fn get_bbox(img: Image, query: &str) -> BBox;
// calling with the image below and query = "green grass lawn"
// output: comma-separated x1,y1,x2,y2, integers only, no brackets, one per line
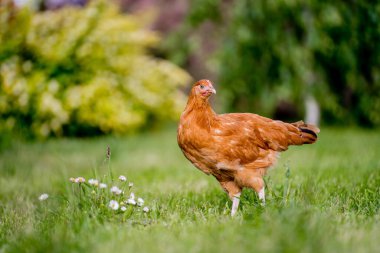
0,127,379,253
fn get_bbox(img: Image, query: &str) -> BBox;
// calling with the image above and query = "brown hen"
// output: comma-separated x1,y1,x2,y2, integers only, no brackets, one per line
177,80,320,216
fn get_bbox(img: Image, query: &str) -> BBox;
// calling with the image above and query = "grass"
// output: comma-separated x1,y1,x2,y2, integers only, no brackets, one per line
0,127,379,253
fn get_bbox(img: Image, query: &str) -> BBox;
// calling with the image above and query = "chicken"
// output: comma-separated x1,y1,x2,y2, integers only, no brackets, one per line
177,79,320,216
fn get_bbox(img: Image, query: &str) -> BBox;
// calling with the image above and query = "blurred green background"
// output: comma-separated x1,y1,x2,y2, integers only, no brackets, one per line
1,0,379,142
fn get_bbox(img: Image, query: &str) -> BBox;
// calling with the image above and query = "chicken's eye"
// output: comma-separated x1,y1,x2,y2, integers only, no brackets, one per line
200,85,205,89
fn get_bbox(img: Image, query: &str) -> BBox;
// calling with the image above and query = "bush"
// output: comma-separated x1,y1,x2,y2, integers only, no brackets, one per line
217,0,380,127
166,0,380,127
0,0,191,138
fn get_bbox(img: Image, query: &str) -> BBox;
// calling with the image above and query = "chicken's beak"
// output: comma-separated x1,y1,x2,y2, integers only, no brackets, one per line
209,86,216,94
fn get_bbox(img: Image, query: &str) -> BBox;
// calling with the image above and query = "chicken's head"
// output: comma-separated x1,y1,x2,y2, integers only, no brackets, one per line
192,79,216,99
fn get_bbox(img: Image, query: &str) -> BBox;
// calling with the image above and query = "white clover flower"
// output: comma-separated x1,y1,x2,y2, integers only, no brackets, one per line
137,197,144,206
143,207,149,213
120,206,127,212
38,193,49,201
88,179,99,186
109,200,119,210
75,177,86,183
126,198,136,205
130,192,135,200
128,182,134,188
69,177,75,183
110,186,122,195
118,175,127,182
99,183,107,189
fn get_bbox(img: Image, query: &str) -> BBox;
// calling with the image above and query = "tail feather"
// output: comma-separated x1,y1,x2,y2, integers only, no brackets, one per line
300,127,317,139
289,121,319,145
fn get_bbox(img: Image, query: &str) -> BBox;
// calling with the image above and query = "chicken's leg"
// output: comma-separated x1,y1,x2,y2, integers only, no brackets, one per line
231,193,241,216
219,181,242,216
258,187,265,206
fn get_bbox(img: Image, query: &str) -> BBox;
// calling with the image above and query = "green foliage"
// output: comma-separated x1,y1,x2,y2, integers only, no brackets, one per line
0,127,379,252
66,174,149,221
187,0,222,26
168,0,380,126
0,0,191,138
219,0,380,126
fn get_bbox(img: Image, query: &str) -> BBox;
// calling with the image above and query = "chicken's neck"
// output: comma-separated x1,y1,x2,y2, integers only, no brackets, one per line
183,95,216,131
